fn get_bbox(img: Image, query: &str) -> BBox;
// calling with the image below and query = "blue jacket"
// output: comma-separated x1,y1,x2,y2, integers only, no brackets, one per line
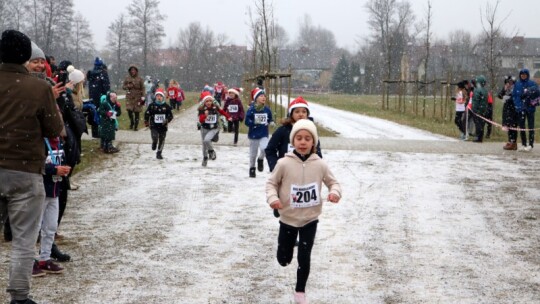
245,104,273,139
512,69,538,113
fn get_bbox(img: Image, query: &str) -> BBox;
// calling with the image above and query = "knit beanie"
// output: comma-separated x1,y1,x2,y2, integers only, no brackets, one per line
290,119,318,150
288,96,310,116
29,41,45,61
67,65,85,84
0,30,32,64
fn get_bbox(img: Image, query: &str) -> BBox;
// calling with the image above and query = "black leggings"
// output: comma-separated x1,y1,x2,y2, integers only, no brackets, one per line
228,120,240,143
277,220,318,292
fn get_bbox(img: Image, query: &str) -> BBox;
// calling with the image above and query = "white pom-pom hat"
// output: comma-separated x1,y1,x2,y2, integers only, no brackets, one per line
67,65,85,84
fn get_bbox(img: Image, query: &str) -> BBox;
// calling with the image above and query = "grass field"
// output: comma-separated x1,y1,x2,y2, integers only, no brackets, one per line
76,92,537,175
300,93,540,142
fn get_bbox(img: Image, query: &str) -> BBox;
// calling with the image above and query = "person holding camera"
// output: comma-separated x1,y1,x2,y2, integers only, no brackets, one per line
122,65,145,131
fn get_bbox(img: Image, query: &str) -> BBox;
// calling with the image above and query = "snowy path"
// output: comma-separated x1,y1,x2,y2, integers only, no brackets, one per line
1,103,539,304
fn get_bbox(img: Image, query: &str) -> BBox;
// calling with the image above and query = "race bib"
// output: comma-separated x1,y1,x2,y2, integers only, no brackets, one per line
254,113,268,125
154,114,166,124
228,104,239,113
168,90,175,97
290,182,320,208
205,114,217,124
287,143,294,152
46,149,65,166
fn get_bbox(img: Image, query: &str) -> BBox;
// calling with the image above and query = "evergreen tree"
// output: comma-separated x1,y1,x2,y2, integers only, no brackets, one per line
349,61,362,94
330,54,350,93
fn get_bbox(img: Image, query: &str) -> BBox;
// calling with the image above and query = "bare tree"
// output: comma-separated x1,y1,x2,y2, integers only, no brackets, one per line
447,30,476,81
127,0,166,72
177,22,216,89
107,13,131,86
365,0,415,82
8,1,28,31
418,0,433,83
479,0,515,92
71,12,94,68
27,0,74,55
248,0,278,74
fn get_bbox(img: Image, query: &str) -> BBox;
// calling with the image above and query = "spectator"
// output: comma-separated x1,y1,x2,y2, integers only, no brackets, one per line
512,69,538,151
472,75,488,143
498,75,518,150
0,29,64,304
86,57,110,138
122,65,145,131
98,92,122,153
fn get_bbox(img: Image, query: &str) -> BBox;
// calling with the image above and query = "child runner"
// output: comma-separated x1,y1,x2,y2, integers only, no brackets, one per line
167,79,181,111
245,88,273,177
198,91,231,166
144,88,174,159
34,137,71,277
266,119,342,304
98,91,122,153
453,82,466,140
224,87,245,145
265,96,322,218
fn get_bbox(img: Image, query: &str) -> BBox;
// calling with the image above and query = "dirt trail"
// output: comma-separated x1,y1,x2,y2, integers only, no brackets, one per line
1,104,539,304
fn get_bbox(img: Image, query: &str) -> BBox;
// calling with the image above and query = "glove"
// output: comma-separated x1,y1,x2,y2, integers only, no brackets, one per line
213,100,220,107
144,121,149,127
269,121,276,128
106,111,113,118
115,102,121,108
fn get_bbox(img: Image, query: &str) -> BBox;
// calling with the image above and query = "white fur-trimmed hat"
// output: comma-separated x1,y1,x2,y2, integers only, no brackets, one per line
290,119,318,151
288,96,310,116
228,87,243,97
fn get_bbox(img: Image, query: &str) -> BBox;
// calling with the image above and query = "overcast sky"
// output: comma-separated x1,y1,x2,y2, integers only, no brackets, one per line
73,0,540,51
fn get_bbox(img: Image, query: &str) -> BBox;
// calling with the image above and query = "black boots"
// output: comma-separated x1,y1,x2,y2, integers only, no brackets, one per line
202,157,208,167
51,243,71,262
257,159,264,172
249,167,256,178
156,151,163,159
208,150,216,160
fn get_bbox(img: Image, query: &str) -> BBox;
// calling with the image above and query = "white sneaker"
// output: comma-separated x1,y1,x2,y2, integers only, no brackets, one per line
519,145,529,152
525,145,533,152
294,292,308,304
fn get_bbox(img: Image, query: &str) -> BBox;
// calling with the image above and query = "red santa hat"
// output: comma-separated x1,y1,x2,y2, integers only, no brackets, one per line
200,91,214,103
155,88,165,97
288,96,310,116
228,87,243,97
251,87,265,102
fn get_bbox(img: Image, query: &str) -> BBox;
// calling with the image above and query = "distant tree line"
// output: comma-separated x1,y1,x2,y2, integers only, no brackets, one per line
0,0,521,94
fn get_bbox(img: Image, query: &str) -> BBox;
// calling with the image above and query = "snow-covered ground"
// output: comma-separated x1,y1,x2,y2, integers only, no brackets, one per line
1,101,539,304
